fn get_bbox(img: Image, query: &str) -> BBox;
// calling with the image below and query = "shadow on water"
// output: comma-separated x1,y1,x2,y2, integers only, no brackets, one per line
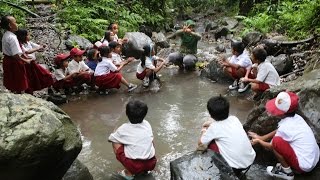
59,63,254,180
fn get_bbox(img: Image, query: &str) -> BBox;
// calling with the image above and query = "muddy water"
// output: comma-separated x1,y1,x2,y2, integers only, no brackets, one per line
60,64,254,180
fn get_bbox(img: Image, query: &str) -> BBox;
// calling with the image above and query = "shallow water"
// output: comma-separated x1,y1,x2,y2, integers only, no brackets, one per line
60,64,254,180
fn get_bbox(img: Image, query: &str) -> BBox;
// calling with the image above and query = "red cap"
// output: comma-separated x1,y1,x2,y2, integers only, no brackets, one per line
54,53,70,66
70,47,85,57
265,91,299,116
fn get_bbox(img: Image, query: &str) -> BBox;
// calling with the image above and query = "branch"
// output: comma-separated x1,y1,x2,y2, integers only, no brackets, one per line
0,0,40,18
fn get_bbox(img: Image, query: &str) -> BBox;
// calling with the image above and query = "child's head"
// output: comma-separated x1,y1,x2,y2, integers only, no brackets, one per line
103,31,114,42
87,48,99,61
70,47,85,62
266,91,299,118
231,41,245,56
1,15,18,31
207,96,230,121
15,28,29,43
54,53,70,68
108,41,121,54
184,19,196,31
126,100,148,124
142,44,155,57
98,45,111,59
108,22,119,35
252,47,267,63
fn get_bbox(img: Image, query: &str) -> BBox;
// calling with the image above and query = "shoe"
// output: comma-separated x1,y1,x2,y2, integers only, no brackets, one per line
266,163,294,180
128,84,137,92
143,77,150,87
118,170,134,180
229,79,239,90
238,82,250,93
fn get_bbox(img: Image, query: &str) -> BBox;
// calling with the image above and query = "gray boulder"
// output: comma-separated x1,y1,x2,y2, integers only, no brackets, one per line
152,32,170,48
0,93,82,180
62,159,93,180
267,54,293,75
205,21,218,32
65,35,93,50
122,32,153,59
242,31,263,47
200,59,233,83
214,27,230,40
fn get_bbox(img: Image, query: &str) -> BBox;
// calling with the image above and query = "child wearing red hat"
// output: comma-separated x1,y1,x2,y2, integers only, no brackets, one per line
249,91,320,180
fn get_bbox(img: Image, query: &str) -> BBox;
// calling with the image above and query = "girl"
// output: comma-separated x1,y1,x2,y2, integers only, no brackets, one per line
100,30,115,46
86,48,99,71
1,15,49,94
94,46,137,94
136,44,165,87
15,28,54,94
108,41,134,67
107,22,128,44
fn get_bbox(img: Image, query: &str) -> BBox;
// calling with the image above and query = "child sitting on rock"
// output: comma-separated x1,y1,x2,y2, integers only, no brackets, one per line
136,44,165,87
108,41,134,67
109,100,157,179
198,96,256,176
85,48,99,71
249,91,319,180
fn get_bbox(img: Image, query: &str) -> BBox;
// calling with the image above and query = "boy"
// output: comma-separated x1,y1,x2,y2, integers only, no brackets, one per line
198,96,256,175
167,19,201,70
108,100,156,179
219,41,252,92
108,41,134,67
241,47,280,97
250,91,320,180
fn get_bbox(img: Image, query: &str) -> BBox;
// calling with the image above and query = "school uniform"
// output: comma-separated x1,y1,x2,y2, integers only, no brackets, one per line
256,61,280,91
1,31,28,92
68,59,92,86
53,68,75,90
94,57,122,89
136,56,156,80
228,50,253,79
111,52,122,66
21,41,40,60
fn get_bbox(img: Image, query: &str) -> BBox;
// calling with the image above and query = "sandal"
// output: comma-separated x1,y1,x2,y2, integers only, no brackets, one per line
118,170,134,180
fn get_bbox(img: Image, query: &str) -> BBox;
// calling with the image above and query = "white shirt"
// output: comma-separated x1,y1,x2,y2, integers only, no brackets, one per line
54,68,70,81
275,114,320,172
201,116,256,169
256,61,280,87
229,50,252,69
1,31,23,56
111,52,122,66
21,41,41,60
94,57,117,76
108,120,156,159
68,59,91,74
136,56,157,74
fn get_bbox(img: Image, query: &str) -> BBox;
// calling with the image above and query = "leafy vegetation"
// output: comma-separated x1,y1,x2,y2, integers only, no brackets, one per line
0,0,27,27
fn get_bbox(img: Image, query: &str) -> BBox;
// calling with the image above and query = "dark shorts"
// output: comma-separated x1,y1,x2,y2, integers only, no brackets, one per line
231,67,255,79
116,145,157,175
136,70,147,80
258,82,270,92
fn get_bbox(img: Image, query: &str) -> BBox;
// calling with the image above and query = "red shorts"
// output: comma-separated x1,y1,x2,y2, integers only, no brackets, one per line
231,67,255,79
53,79,75,90
136,70,146,80
272,136,304,173
258,82,270,92
208,141,220,153
116,145,157,175
95,72,121,89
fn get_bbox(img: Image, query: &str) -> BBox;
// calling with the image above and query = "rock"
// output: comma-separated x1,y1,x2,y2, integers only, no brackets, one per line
0,93,82,180
200,59,233,83
261,39,281,56
267,54,293,75
152,32,170,48
62,159,93,180
214,27,230,40
215,44,226,52
139,25,153,38
205,21,218,32
303,51,320,74
170,151,238,180
224,17,238,30
122,32,153,59
65,35,93,50
242,31,263,47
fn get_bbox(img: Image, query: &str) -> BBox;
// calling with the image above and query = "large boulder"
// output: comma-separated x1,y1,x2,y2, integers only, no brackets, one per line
242,31,264,47
200,59,233,83
65,35,93,50
0,93,82,180
62,159,93,180
122,32,153,59
267,54,293,75
152,32,170,48
303,51,320,74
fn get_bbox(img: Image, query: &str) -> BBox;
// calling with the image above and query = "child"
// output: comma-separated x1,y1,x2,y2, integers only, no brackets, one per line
136,44,165,87
198,96,256,175
241,47,280,98
108,41,134,67
109,100,157,179
219,41,253,92
94,46,137,93
250,91,319,180
107,22,128,44
86,48,99,71
100,30,115,46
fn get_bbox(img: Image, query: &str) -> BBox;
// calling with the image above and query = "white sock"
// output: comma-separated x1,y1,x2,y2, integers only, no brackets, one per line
282,166,292,173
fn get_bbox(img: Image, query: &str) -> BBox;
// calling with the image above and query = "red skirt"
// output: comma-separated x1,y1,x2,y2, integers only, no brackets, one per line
95,72,122,89
2,55,29,92
53,79,75,90
25,61,54,92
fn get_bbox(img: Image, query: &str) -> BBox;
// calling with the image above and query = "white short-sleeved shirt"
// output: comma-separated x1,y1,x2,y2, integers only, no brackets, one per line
228,50,252,69
111,52,122,66
108,120,155,160
94,57,117,76
275,114,320,172
54,68,70,81
256,61,280,87
136,56,157,74
1,31,23,56
21,41,41,60
68,59,91,74
201,116,256,169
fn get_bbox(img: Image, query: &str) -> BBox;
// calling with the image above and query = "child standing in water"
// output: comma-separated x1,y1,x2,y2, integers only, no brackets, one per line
136,44,165,87
109,100,157,179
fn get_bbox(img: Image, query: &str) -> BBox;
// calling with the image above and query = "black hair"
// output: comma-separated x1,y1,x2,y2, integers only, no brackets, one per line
107,22,117,31
284,111,296,117
1,15,11,30
87,48,97,61
15,28,28,43
126,100,148,124
140,44,152,67
252,47,268,63
231,41,245,54
108,41,120,50
103,31,113,42
207,96,229,121
98,46,110,61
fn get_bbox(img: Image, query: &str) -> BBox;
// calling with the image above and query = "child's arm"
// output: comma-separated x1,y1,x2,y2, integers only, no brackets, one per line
167,30,184,39
152,58,166,73
25,43,45,54
13,54,32,64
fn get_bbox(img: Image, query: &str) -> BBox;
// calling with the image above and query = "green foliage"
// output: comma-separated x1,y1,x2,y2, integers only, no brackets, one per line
0,0,27,27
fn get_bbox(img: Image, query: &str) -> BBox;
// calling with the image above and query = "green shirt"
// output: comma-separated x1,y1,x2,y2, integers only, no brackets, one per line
176,30,201,55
